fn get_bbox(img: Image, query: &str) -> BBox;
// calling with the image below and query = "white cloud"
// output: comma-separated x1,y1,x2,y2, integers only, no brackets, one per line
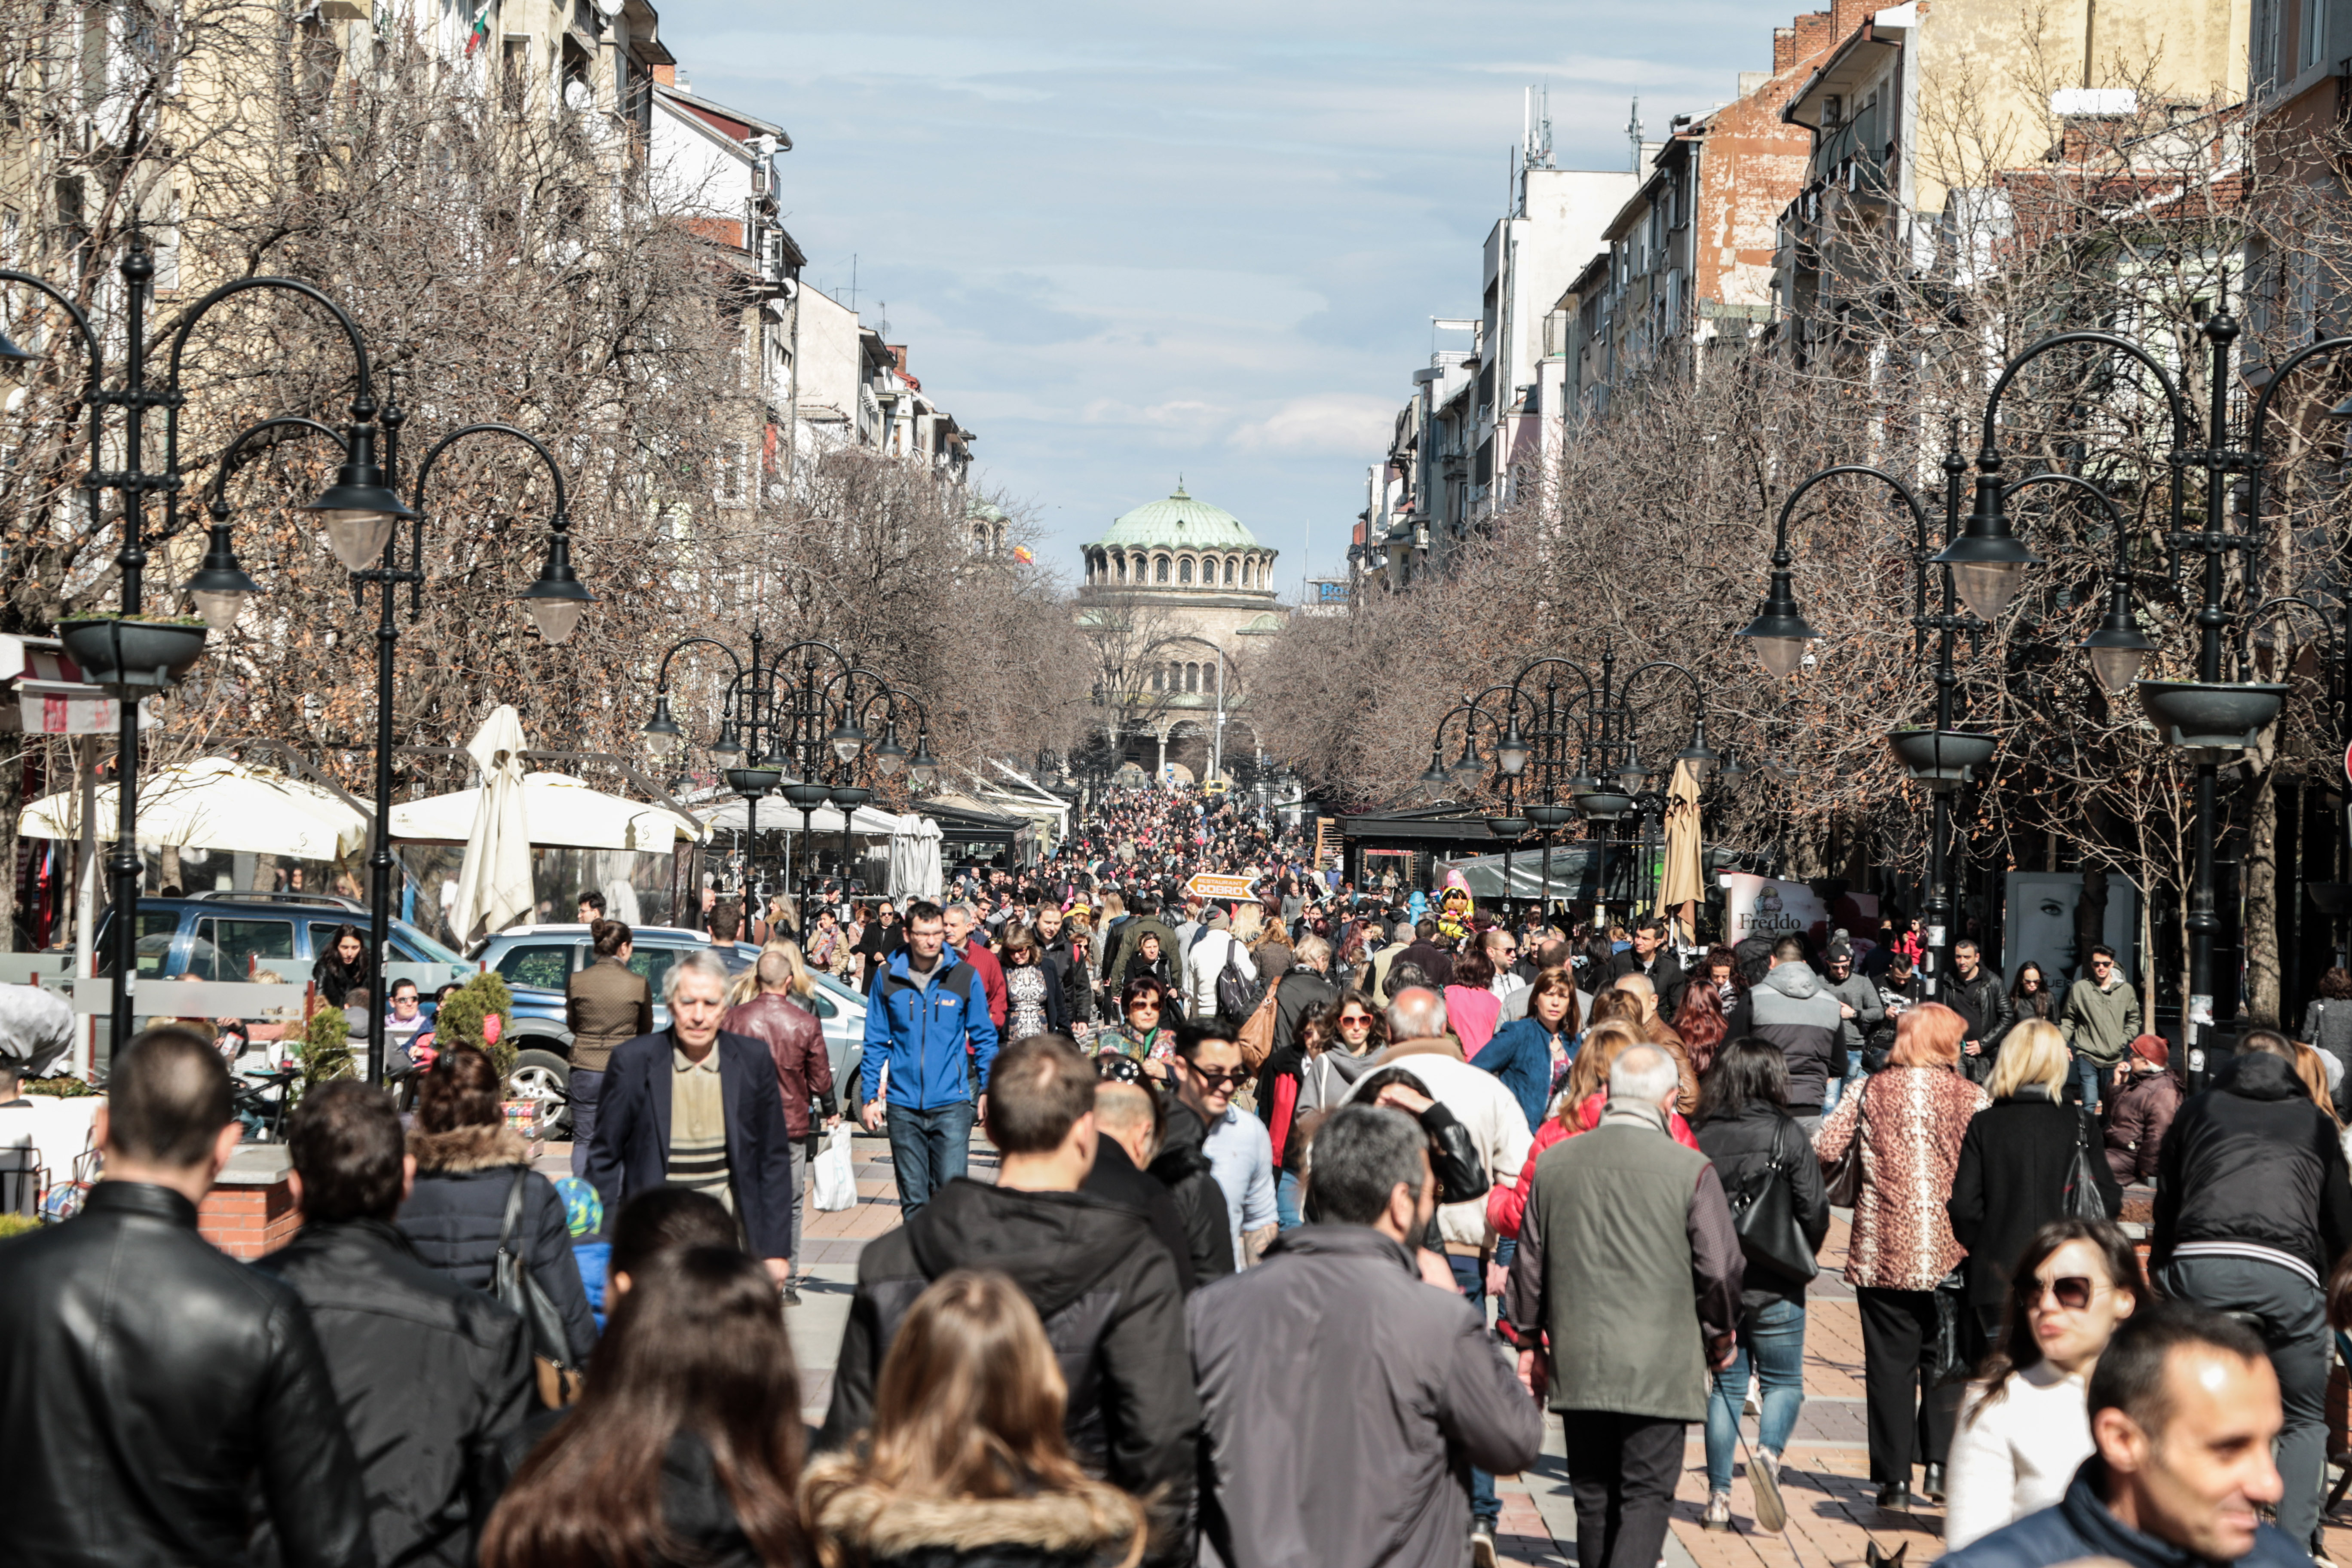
1230,394,1398,454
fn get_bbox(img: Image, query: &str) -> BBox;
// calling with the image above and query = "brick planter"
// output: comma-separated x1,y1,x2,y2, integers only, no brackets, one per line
196,1145,297,1260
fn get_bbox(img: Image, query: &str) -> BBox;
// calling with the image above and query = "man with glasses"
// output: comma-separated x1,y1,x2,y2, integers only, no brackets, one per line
1483,928,1527,1006
2146,1029,2352,1557
860,902,1000,1219
1170,1023,1277,1269
2060,945,2141,1112
1817,941,1883,1115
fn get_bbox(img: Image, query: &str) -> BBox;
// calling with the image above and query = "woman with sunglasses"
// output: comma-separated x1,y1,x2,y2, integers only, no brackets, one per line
1948,1020,2122,1356
1943,1219,2143,1548
1107,977,1177,1082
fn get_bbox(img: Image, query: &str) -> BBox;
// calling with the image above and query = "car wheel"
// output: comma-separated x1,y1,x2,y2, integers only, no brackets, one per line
510,1049,573,1139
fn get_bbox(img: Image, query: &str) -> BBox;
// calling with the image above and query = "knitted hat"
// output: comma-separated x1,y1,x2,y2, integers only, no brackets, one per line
1204,906,1231,930
2128,1033,2168,1069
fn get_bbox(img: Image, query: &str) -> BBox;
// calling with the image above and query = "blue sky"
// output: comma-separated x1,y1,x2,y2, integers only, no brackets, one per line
655,1,1780,591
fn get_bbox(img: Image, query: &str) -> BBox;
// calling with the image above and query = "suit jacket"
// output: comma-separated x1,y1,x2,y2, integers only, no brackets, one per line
585,1028,797,1261
566,955,653,1074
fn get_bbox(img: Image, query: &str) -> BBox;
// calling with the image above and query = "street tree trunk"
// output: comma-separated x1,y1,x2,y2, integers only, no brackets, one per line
2244,738,2282,1028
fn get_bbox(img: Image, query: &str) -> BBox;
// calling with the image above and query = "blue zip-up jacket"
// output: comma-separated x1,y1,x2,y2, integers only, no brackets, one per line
863,944,1000,1112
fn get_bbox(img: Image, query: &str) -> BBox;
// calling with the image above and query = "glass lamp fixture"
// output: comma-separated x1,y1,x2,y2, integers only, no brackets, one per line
1929,475,2042,623
1736,557,1819,680
907,732,940,787
828,716,867,765
871,723,907,777
518,523,593,645
2080,576,2158,694
710,719,744,758
300,429,416,571
186,517,261,633
640,692,683,755
1673,720,1720,789
1496,714,1530,777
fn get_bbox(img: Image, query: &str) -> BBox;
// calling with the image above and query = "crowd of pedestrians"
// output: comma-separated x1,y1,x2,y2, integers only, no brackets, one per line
18,781,2352,1568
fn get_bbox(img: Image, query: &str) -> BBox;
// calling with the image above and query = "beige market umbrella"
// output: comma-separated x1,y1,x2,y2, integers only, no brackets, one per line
448,706,533,943
1656,758,1704,920
20,756,368,861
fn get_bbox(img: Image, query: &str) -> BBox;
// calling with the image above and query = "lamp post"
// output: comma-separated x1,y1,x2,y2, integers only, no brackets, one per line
833,682,933,894
3,248,410,1049
1740,294,2326,1086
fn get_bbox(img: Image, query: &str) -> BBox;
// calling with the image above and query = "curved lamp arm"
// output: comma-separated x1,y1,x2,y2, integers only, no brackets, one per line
178,415,350,631
409,423,587,642
1998,469,2158,692
1978,330,2193,453
0,268,104,389
1739,465,1931,677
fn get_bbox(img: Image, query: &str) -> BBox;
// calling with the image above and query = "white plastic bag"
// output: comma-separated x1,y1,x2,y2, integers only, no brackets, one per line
811,1124,857,1212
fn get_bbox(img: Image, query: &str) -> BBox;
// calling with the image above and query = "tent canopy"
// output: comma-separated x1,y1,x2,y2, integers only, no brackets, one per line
695,799,910,836
21,756,370,861
391,772,705,850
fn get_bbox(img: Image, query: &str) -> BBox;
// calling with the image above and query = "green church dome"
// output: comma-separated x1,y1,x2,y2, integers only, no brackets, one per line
1087,482,1265,554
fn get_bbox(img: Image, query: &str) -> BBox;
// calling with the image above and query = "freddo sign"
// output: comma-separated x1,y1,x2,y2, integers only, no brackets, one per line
1721,873,1828,945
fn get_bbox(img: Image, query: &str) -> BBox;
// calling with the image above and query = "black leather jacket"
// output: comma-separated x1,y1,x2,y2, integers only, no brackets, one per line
0,1181,374,1568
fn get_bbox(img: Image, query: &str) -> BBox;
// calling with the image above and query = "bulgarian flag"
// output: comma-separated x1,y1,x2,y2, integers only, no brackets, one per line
464,2,492,55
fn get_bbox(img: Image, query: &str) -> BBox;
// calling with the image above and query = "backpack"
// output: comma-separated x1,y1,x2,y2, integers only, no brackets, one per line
1214,935,1263,1026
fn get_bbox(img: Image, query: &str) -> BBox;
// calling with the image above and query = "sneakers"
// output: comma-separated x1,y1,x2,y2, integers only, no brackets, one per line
782,1280,803,1308
1704,1492,1733,1531
1755,1448,1781,1489
1470,1523,1498,1568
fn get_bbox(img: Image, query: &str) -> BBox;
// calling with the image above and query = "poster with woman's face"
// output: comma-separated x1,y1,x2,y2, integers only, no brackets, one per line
2003,873,2138,991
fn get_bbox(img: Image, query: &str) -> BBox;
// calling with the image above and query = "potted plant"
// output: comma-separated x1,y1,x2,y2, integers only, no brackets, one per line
56,612,209,691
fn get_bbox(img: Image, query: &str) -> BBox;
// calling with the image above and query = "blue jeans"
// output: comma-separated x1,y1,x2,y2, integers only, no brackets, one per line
1704,1297,1808,1491
567,1068,606,1181
1447,1252,1501,1528
2070,1051,2105,1112
1823,1050,1865,1115
886,1099,975,1220
1276,1168,1304,1231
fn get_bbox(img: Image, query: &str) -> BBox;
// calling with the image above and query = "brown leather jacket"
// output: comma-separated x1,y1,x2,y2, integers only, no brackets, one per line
565,956,652,1074
723,991,835,1139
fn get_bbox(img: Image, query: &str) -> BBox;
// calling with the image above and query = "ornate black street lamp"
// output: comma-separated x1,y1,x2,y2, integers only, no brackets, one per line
4,247,408,1047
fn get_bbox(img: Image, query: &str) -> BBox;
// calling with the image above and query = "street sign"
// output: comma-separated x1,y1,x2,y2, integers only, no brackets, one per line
1185,873,1256,901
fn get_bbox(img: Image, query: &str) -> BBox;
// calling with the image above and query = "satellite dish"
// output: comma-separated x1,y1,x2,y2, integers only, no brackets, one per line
593,0,623,20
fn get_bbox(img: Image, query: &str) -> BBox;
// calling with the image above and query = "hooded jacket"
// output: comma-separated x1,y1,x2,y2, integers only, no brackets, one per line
1745,962,1846,1112
398,1123,599,1363
805,1459,1146,1568
863,945,1001,1112
818,1178,1199,1563
253,1218,531,1568
1189,1225,1542,1568
1152,1098,1237,1287
2150,1050,2352,1282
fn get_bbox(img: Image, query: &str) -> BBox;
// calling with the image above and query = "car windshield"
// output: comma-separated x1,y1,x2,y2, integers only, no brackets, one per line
394,920,466,966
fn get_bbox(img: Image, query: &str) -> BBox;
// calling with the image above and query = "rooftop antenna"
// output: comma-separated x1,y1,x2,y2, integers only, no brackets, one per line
876,300,891,337
1538,83,1554,168
1627,96,1643,173
848,253,858,312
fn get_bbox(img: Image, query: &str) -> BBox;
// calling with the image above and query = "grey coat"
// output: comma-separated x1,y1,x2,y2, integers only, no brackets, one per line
1821,973,1885,1057
1190,1225,1540,1568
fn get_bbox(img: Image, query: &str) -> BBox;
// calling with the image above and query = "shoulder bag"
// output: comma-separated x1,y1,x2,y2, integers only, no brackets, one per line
1822,1094,1864,1208
1725,1118,1821,1283
1216,936,1265,1026
2061,1108,2109,1221
496,1168,584,1408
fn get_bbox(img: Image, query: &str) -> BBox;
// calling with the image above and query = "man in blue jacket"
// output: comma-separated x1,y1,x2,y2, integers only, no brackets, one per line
1934,1305,2299,1568
861,900,1000,1218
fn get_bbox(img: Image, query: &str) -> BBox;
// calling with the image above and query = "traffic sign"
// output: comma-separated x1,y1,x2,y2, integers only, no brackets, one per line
1185,873,1257,901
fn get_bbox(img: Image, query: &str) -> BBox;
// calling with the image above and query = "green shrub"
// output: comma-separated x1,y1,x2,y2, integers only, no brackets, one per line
0,1211,40,1240
431,972,517,1080
26,1075,95,1097
299,1004,352,1095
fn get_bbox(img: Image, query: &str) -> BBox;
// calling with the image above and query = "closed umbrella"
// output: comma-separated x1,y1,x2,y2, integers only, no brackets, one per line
1657,758,1704,931
449,706,533,943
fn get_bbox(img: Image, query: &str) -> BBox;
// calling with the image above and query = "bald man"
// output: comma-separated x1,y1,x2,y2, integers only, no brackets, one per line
1080,1081,1198,1291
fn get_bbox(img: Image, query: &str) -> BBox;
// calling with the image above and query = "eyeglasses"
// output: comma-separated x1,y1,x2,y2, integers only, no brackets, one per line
2030,1275,2098,1311
1188,1066,1246,1088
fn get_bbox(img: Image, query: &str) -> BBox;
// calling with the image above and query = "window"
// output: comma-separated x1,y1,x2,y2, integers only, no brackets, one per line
118,910,182,978
1115,554,1127,582
1241,560,1253,587
1185,662,1200,693
1156,557,1170,583
804,988,838,1020
627,946,679,995
1224,557,1236,585
495,943,576,990
1179,557,1193,584
198,919,295,981
2301,0,2326,70
1151,668,1164,692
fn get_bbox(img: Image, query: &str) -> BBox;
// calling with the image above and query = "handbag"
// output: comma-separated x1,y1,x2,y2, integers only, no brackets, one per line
1726,1119,1820,1283
1237,975,1282,1073
496,1168,584,1408
1822,1099,1864,1208
1929,1268,1970,1384
2061,1109,2108,1221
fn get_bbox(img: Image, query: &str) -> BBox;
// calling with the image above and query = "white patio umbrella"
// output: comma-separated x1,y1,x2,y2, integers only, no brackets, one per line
447,706,533,943
392,772,704,850
19,756,368,861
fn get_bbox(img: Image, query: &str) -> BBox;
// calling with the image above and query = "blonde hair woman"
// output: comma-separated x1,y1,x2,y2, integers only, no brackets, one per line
726,938,818,1008
803,1270,1145,1568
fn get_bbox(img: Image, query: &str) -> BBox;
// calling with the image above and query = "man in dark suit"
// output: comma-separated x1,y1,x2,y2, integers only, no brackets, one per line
1605,916,1687,1017
585,947,796,1287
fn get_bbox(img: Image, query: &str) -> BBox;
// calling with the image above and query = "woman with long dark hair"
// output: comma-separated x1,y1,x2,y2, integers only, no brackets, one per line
1943,1220,2142,1547
1477,970,1578,1132
803,1270,1145,1568
483,1246,805,1568
1694,1038,1831,1529
311,922,373,1008
1984,962,2055,1061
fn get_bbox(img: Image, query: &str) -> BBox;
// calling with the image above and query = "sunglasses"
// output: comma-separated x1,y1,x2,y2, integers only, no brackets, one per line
1189,1066,1246,1088
2030,1275,2098,1311
1337,1014,1374,1029
1129,1001,1162,1014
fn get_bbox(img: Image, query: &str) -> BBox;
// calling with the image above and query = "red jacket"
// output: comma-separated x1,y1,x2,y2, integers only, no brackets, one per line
1486,1091,1700,1239
956,940,1008,1030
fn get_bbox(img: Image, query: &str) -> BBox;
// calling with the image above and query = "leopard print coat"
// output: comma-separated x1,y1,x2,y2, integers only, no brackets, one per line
1814,1066,1989,1291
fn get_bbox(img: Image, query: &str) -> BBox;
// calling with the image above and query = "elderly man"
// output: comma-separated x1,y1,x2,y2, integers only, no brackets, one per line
1507,1042,1742,1568
585,948,797,1286
941,901,1009,1033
